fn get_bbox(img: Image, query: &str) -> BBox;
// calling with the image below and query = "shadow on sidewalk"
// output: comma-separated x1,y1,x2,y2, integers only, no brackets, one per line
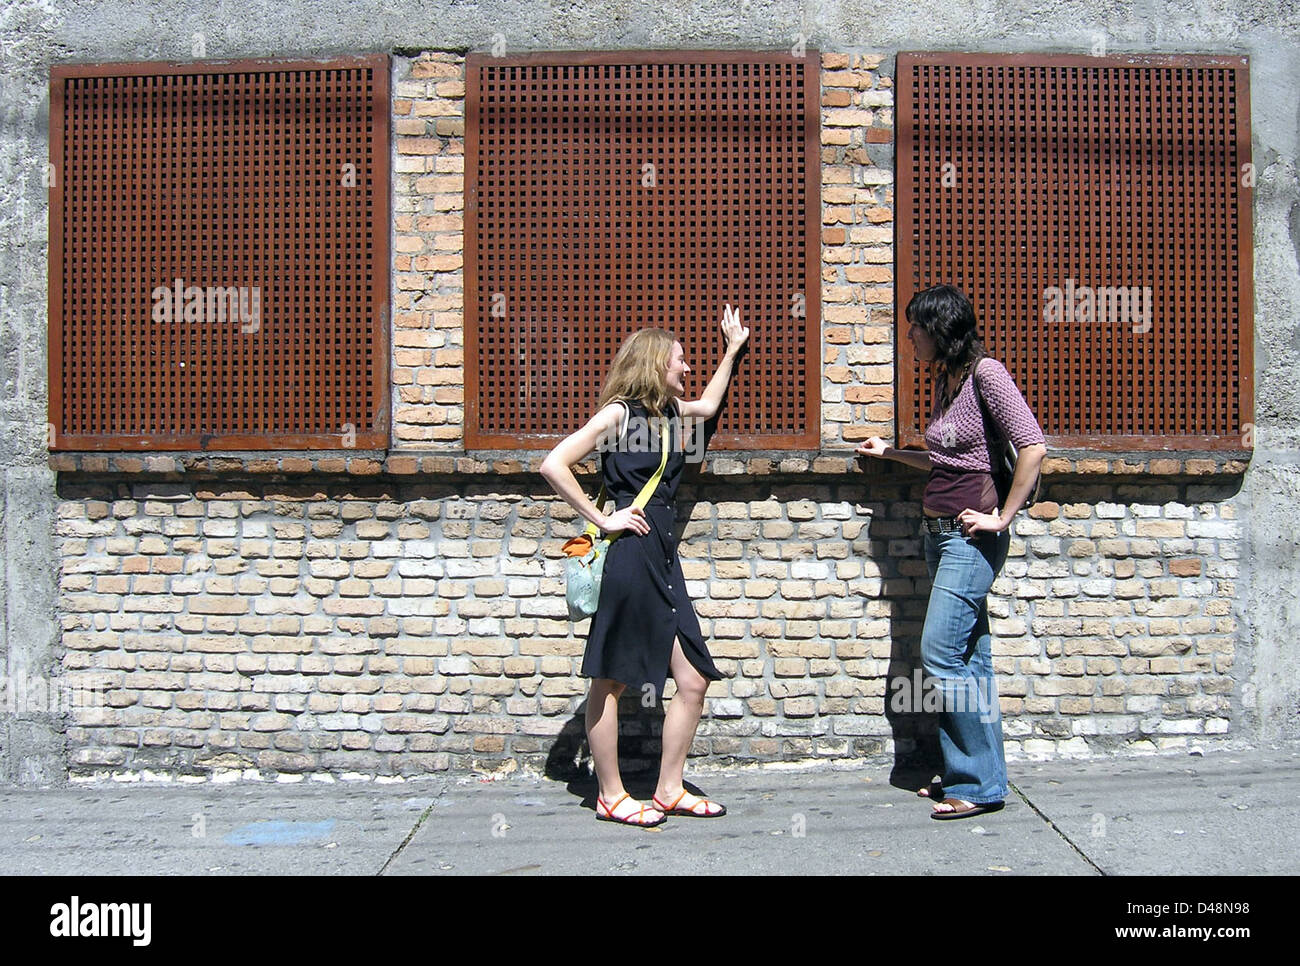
543,698,687,810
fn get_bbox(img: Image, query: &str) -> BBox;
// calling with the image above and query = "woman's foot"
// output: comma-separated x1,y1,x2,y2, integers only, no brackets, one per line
653,787,727,817
596,792,665,828
917,776,943,799
930,798,1004,821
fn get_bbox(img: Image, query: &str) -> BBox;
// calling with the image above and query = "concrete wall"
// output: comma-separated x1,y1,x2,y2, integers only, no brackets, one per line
3,0,1298,784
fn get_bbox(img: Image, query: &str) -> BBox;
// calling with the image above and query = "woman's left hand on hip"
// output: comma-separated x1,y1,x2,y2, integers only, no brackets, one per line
957,508,1003,536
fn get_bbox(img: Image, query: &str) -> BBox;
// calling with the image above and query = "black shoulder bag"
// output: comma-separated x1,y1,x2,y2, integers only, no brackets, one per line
972,363,1041,510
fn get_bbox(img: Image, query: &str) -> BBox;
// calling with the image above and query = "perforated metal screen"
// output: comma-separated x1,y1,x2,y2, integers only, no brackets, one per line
466,51,821,449
49,56,391,451
896,53,1253,451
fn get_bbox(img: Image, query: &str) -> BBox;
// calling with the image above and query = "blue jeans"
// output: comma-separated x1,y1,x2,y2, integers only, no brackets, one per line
921,527,1011,804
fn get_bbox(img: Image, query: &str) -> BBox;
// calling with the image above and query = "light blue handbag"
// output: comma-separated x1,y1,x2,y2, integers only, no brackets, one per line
562,528,610,621
561,418,669,622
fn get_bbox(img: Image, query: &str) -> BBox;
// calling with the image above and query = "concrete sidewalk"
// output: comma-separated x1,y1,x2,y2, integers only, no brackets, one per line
1,745,1295,875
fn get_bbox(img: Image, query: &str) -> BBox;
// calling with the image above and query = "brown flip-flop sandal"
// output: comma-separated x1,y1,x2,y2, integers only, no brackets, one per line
930,798,1004,821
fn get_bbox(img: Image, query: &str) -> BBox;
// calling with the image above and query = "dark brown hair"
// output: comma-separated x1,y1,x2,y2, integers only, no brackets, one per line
906,284,987,409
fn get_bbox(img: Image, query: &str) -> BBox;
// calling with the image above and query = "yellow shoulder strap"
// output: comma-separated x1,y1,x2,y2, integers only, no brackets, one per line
584,416,671,540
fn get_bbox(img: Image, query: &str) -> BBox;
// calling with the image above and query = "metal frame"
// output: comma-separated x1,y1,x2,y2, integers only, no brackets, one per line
48,54,391,451
464,49,822,450
895,51,1253,452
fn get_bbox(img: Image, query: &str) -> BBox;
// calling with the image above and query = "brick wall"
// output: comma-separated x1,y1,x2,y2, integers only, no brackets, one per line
49,50,1247,780
391,53,467,448
820,53,896,448
387,51,897,453
55,472,1240,779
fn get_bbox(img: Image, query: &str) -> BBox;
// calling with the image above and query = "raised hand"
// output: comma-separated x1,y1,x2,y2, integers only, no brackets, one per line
721,303,750,355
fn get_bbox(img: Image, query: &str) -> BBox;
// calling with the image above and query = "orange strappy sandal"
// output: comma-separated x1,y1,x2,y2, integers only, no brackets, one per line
596,792,666,828
652,789,727,818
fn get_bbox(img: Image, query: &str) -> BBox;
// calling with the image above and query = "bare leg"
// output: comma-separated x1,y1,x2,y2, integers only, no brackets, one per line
653,639,724,815
586,678,662,824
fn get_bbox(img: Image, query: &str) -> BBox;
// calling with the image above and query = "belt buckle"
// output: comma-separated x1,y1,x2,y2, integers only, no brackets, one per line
925,516,960,535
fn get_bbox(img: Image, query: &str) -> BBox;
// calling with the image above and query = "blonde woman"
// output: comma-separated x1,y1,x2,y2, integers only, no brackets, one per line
541,308,748,827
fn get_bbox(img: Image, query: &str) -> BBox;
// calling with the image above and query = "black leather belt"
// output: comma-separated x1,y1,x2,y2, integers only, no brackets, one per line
923,516,964,534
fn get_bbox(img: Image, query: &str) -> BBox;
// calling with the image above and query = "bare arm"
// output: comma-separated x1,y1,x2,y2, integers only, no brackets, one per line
678,303,749,420
995,442,1046,527
957,442,1046,535
539,403,650,537
856,436,933,470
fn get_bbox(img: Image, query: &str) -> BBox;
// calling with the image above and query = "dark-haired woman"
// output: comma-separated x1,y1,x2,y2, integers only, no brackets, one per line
541,307,748,827
858,284,1046,820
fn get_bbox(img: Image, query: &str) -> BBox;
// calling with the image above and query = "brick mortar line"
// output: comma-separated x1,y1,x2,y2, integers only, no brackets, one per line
45,459,1256,481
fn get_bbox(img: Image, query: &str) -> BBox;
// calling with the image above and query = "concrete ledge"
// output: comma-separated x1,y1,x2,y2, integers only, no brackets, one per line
48,448,1253,479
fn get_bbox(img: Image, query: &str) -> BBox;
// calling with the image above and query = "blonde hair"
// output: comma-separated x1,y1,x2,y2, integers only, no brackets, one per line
597,328,677,416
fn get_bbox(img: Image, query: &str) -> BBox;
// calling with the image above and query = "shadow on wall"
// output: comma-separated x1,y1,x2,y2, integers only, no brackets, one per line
538,470,1250,793
542,698,666,805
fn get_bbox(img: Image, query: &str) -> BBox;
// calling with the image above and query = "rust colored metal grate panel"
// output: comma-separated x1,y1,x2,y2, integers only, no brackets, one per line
466,51,821,449
896,54,1253,452
49,56,391,451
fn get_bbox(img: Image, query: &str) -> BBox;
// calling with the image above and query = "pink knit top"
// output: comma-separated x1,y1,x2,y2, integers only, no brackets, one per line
923,357,1045,515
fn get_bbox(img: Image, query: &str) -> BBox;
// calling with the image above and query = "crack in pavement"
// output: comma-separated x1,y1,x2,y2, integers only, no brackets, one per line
1010,780,1107,876
376,781,446,876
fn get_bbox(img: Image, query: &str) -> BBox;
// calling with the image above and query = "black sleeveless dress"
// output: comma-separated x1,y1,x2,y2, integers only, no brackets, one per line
581,399,723,698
